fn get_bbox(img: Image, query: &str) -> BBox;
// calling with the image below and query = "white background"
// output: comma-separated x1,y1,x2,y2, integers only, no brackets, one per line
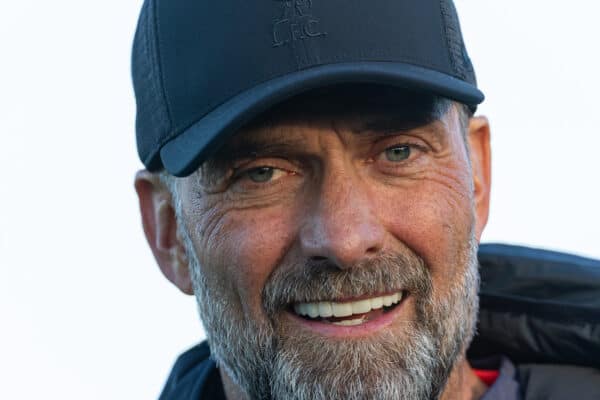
1,1,598,399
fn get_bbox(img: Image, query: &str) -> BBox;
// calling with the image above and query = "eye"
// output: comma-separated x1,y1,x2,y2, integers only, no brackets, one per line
384,145,411,162
230,159,299,191
246,166,276,183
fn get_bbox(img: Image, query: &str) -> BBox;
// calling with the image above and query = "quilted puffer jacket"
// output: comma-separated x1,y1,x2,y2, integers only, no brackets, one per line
469,244,600,399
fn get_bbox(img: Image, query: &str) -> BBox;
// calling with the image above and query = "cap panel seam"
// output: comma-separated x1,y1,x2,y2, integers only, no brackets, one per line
439,0,457,80
439,0,465,81
136,0,169,168
151,0,173,144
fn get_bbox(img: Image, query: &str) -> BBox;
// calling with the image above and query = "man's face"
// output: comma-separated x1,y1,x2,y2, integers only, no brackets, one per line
156,90,490,399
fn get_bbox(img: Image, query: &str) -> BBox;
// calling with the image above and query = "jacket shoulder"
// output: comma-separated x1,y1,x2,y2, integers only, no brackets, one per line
159,341,222,400
470,244,600,368
517,364,600,400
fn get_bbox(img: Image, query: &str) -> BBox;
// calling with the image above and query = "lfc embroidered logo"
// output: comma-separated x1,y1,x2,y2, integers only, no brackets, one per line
272,0,327,47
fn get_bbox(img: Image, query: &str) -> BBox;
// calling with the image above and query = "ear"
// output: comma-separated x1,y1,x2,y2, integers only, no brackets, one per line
134,170,194,295
467,116,492,241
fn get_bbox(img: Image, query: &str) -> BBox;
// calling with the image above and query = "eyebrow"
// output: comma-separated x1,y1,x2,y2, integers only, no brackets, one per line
212,137,307,162
354,116,448,146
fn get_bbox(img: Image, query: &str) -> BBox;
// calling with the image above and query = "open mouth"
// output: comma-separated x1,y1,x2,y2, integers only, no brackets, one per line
291,291,406,327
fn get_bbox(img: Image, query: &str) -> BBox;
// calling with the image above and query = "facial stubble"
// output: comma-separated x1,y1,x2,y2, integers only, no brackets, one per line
182,226,480,400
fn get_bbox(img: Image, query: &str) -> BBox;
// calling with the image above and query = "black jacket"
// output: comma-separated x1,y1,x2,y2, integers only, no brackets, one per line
160,244,600,399
468,243,600,399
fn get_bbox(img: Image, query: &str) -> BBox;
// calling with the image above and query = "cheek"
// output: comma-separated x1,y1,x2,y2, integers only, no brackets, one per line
194,204,297,317
376,167,474,283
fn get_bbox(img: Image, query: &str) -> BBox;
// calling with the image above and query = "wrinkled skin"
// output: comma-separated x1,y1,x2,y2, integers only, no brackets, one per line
135,93,492,400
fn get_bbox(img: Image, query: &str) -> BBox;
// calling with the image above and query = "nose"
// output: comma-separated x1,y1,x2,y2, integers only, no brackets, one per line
299,168,385,269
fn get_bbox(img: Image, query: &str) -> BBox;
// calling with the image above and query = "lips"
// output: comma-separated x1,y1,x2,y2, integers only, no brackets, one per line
292,291,405,326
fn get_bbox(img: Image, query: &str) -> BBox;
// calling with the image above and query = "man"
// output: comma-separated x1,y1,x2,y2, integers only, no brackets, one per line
131,0,600,399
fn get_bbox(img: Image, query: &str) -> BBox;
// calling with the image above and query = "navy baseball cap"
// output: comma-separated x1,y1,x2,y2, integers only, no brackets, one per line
132,0,484,177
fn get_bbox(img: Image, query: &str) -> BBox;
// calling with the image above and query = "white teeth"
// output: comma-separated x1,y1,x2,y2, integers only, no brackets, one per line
318,302,333,317
293,291,404,319
383,295,393,307
351,299,372,314
332,302,353,317
370,296,383,310
306,303,320,318
293,303,306,316
332,318,365,326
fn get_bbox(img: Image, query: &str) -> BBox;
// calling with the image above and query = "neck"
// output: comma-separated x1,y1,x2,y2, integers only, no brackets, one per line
221,368,250,400
439,357,488,400
220,355,487,400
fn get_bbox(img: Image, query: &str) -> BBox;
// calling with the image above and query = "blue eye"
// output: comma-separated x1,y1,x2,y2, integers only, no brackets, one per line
385,146,411,162
247,167,274,182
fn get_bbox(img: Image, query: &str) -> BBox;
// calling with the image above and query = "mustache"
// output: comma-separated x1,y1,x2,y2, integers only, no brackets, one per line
262,251,433,316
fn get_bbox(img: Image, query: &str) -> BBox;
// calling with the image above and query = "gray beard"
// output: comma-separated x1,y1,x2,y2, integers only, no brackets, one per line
183,227,480,400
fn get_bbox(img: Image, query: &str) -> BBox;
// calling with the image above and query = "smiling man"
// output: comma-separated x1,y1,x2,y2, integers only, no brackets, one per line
131,1,600,399
138,88,491,399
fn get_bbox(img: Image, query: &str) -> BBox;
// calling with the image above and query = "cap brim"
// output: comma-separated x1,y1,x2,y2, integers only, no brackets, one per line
160,61,484,177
